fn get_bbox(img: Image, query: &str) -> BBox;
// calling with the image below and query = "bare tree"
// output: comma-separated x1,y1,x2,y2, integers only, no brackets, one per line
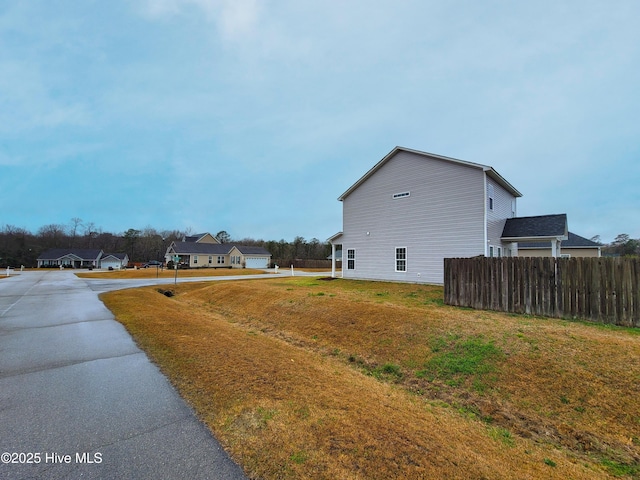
69,217,83,247
38,224,66,249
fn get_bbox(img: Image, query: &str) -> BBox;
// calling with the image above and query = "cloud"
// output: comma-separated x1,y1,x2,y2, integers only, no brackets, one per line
139,0,261,40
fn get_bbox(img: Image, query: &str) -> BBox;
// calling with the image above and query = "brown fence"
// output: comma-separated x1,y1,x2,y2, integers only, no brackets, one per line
444,257,640,327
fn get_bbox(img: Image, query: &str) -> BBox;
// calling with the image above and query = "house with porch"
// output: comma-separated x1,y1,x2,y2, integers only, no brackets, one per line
165,233,272,269
329,146,578,284
37,249,103,268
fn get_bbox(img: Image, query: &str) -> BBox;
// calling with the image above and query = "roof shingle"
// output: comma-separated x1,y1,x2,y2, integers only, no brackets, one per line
502,214,567,239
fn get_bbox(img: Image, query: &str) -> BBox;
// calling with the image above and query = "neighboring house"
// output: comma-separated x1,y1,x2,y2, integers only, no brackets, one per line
165,233,272,269
233,245,274,269
37,249,103,268
100,253,130,269
182,232,219,244
329,146,573,284
501,214,569,258
517,231,601,258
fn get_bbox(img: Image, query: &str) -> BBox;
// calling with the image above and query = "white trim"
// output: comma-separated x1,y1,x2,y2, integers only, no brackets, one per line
395,246,407,272
483,174,488,256
346,248,356,270
338,146,523,201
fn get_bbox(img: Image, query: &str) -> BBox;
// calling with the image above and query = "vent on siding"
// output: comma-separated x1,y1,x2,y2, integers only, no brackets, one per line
393,191,410,199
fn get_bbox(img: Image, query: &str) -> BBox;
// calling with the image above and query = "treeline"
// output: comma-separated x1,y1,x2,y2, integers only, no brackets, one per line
2,220,637,268
601,234,640,257
0,220,332,267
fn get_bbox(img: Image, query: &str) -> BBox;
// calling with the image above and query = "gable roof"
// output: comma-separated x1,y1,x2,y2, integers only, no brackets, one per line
338,146,522,201
170,242,272,256
170,242,234,255
502,214,568,242
231,245,272,256
518,231,600,249
37,249,103,261
101,252,129,260
182,232,220,243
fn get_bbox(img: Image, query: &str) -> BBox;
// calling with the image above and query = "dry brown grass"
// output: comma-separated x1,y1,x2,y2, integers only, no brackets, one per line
101,277,640,479
76,267,267,279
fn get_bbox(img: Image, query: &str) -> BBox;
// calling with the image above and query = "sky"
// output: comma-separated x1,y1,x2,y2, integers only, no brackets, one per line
1,0,638,244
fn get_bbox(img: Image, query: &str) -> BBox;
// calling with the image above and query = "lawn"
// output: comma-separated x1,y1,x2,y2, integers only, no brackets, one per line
101,277,640,479
76,267,268,279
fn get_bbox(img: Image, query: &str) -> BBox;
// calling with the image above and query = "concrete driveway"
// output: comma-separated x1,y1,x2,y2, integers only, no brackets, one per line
0,270,253,479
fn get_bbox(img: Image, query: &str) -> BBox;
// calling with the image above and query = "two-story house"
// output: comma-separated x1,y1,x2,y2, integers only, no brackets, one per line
329,146,570,284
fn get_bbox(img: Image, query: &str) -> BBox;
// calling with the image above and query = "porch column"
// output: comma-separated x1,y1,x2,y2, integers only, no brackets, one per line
331,243,336,278
551,238,562,258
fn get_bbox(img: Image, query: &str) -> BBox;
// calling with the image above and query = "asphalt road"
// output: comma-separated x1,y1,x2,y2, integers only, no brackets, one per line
0,270,257,480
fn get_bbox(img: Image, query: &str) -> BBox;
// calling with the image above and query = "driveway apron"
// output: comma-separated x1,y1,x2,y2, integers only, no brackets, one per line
0,271,247,479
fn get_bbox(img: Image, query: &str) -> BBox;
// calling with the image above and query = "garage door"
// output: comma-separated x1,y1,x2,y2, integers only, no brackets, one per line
245,257,269,268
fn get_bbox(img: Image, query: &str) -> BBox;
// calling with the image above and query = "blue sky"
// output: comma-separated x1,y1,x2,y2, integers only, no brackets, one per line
1,0,638,243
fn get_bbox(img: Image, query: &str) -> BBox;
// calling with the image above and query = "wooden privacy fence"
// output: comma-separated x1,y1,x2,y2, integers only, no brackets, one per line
444,257,640,327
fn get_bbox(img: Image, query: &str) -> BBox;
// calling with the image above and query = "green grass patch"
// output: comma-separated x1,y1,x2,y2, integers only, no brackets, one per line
370,362,403,381
488,427,515,447
601,459,639,477
290,451,308,464
417,335,503,389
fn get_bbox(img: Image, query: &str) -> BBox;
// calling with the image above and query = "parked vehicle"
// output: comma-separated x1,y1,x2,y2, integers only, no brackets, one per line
142,260,163,268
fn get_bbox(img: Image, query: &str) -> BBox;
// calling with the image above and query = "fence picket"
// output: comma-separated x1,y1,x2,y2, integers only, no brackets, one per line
444,257,639,327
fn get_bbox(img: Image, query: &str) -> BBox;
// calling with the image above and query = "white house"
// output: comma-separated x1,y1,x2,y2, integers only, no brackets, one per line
329,147,570,284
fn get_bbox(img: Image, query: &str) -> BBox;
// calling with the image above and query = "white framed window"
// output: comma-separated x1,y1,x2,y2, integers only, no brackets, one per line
560,253,571,259
395,247,407,272
489,246,494,257
217,256,225,264
346,249,355,270
194,255,198,264
208,256,213,264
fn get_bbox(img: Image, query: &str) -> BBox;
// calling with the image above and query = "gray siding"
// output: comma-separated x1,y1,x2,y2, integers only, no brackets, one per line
486,178,518,256
341,151,487,284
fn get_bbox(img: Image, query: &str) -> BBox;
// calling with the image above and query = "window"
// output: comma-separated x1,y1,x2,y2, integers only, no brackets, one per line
393,191,410,199
395,247,407,272
347,249,355,270
489,246,494,257
208,256,213,264
194,255,198,264
488,184,494,211
497,247,502,257
217,256,225,264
